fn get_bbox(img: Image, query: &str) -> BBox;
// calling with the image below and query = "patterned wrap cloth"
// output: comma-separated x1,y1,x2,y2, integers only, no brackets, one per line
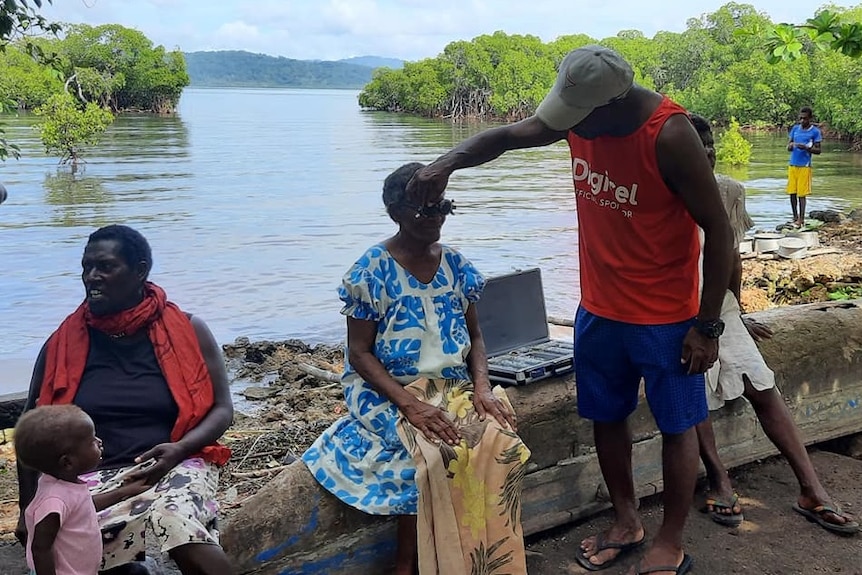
82,458,220,570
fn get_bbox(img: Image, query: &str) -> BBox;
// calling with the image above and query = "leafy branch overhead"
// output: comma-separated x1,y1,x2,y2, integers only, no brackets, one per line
0,0,61,162
763,9,862,62
0,0,61,57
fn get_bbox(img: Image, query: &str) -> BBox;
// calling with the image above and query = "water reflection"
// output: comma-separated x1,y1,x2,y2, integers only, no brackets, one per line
0,89,860,378
44,170,110,205
720,164,750,183
361,110,490,150
43,170,113,227
99,114,191,160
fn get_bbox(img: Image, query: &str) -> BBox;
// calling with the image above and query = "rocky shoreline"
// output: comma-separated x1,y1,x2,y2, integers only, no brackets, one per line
740,211,862,311
215,339,346,511
2,215,862,537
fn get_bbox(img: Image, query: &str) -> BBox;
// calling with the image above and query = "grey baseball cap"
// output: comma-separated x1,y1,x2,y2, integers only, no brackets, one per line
536,45,635,131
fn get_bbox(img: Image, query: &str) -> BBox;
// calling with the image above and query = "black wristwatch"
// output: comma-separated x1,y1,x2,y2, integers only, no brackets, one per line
694,318,725,339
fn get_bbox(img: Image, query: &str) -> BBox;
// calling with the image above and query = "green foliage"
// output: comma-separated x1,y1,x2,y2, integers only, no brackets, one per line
34,93,114,165
360,31,564,120
0,0,61,161
357,3,862,142
0,24,188,113
715,118,753,166
0,21,186,165
0,0,61,57
0,127,19,160
828,285,862,300
0,44,62,108
766,8,862,62
55,24,189,113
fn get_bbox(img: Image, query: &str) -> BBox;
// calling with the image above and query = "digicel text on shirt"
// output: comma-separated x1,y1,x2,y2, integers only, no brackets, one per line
572,156,639,207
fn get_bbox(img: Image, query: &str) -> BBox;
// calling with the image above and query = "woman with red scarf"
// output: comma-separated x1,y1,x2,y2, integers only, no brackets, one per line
16,225,235,575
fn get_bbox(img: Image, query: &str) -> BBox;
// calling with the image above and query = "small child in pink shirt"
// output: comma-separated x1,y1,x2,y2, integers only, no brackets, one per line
15,405,148,575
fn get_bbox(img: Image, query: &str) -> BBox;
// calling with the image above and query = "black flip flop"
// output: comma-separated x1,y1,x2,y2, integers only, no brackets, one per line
575,532,646,571
637,553,694,574
793,503,861,535
705,493,744,527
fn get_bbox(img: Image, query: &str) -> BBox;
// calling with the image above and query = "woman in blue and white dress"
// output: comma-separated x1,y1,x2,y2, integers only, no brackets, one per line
303,163,529,575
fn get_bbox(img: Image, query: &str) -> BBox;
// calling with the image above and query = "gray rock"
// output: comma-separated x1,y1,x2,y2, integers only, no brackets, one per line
242,386,278,400
809,209,846,223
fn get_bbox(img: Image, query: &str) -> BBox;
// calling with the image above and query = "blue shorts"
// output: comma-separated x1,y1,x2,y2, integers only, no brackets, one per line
574,307,708,434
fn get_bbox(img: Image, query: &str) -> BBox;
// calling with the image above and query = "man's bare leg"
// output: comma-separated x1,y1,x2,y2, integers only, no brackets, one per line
627,427,700,574
744,380,852,527
579,420,645,568
798,196,807,226
695,417,742,520
789,193,799,223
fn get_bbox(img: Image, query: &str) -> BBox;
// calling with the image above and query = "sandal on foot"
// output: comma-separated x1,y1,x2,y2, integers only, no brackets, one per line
793,503,861,535
636,554,693,574
705,493,744,527
575,532,646,571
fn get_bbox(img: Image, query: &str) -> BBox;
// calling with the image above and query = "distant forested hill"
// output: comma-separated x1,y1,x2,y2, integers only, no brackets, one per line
338,56,404,69
184,51,403,88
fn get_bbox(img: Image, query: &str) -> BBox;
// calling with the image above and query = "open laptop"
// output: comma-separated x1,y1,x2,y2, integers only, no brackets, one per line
475,268,574,386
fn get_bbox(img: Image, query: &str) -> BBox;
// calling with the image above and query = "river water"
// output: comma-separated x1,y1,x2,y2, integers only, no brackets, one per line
1,87,860,390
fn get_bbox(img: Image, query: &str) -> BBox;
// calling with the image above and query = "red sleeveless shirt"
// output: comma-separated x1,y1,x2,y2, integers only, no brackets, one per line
568,97,700,325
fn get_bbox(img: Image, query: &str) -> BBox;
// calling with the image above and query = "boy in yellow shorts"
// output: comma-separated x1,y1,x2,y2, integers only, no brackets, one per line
786,106,822,226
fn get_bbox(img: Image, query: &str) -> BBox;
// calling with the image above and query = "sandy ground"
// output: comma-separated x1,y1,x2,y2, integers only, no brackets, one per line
1,450,860,574
524,450,862,575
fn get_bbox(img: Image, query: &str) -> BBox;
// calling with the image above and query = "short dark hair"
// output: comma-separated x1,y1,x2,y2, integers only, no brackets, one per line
689,114,711,137
14,405,91,475
800,106,813,116
88,224,152,275
382,162,426,218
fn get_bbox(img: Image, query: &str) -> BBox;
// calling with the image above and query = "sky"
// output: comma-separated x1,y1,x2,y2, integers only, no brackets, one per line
39,0,847,61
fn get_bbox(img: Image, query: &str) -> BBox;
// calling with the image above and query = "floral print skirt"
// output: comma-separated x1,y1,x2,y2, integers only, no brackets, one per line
80,457,220,570
396,378,530,575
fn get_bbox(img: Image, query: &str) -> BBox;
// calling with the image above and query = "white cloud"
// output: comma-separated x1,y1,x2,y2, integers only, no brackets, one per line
214,20,261,43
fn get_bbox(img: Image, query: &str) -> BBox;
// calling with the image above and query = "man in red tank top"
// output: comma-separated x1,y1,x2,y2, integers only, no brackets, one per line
410,46,734,575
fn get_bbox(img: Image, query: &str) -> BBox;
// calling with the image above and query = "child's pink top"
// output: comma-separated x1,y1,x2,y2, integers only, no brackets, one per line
25,474,102,575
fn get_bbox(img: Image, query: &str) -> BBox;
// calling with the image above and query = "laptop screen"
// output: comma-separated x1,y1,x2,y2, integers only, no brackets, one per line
475,268,551,356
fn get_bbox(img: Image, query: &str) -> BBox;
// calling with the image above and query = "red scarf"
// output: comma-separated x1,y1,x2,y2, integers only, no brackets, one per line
38,282,230,465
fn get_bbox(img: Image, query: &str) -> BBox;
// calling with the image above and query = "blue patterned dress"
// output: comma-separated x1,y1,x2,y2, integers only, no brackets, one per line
302,243,485,515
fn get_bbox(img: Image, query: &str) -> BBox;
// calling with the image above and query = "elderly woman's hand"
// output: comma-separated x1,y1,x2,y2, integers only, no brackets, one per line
128,442,188,485
402,398,462,445
473,383,517,431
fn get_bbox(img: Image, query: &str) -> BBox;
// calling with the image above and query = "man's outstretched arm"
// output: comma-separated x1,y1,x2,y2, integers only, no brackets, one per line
409,116,567,201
